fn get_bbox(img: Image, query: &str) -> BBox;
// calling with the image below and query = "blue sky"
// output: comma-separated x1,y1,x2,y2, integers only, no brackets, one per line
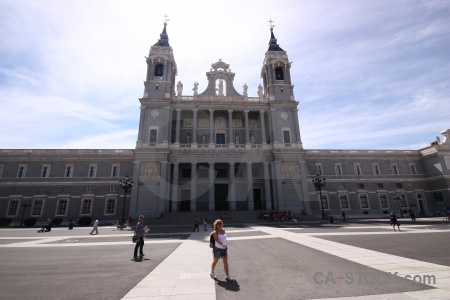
0,0,449,150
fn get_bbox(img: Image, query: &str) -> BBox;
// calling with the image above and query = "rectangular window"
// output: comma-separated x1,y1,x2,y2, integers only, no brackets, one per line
41,165,50,178
17,165,27,178
377,183,384,189
373,164,380,175
391,164,399,175
321,195,329,210
109,187,117,193
216,133,225,144
235,167,244,178
7,199,19,216
433,192,443,202
359,194,369,209
0,164,4,177
88,165,97,178
396,183,403,188
81,199,92,215
181,169,191,179
65,165,74,178
283,130,291,144
358,183,365,189
315,164,323,176
31,199,43,216
217,169,228,178
56,199,68,215
111,165,120,177
335,164,343,176
399,194,408,208
409,164,417,175
106,198,116,214
339,195,349,209
150,129,158,143
379,194,389,208
86,187,94,193
354,164,362,175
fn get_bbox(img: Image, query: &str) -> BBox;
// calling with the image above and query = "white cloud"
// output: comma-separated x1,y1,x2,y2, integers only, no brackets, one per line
0,0,449,150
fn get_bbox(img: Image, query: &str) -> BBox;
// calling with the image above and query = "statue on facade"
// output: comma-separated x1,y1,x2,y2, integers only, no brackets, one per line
234,133,240,144
250,133,255,144
201,133,206,144
193,82,199,95
243,84,248,97
186,133,191,144
257,84,263,98
218,79,224,96
176,81,183,96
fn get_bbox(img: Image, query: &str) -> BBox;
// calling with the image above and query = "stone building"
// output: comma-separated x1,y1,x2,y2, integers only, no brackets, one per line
1,23,449,224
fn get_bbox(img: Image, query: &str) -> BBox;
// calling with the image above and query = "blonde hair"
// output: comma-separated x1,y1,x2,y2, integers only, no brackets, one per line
213,219,223,230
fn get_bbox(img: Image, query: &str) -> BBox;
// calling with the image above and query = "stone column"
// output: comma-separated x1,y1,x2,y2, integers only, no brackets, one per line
229,162,236,211
293,109,302,147
137,106,145,143
175,109,181,144
260,110,266,144
171,163,179,212
190,163,197,212
263,162,271,210
158,161,168,213
193,109,198,145
208,163,215,211
274,161,284,210
299,160,311,214
244,110,250,145
129,161,141,214
246,162,254,210
228,110,233,144
209,110,214,146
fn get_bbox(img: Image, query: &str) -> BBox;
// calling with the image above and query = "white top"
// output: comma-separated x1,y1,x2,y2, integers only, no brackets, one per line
215,231,227,249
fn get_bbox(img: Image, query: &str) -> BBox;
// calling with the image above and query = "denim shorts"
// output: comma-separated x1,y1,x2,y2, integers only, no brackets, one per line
213,247,228,259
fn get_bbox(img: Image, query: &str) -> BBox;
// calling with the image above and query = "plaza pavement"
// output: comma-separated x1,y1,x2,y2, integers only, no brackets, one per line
1,218,450,299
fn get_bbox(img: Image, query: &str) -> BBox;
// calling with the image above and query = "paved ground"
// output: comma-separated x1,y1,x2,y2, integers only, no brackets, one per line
0,217,449,299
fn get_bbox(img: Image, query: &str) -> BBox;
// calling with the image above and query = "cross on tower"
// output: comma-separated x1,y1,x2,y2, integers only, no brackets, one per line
163,14,170,25
268,19,275,29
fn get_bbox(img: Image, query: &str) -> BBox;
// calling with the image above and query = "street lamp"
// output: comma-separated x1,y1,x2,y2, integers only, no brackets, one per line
312,174,326,221
20,200,32,227
119,175,134,230
393,194,404,218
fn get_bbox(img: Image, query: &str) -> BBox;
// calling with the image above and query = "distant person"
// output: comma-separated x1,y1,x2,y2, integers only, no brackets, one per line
203,217,208,231
409,210,416,222
68,218,74,230
390,213,400,232
342,211,346,223
90,219,99,235
134,215,149,259
210,219,234,282
193,216,200,232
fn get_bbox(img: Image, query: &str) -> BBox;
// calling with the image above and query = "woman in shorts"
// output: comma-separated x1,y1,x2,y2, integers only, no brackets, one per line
210,219,234,282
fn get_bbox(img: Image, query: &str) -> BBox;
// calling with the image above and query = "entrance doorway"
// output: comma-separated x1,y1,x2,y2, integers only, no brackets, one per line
215,184,228,211
180,189,190,212
254,189,263,210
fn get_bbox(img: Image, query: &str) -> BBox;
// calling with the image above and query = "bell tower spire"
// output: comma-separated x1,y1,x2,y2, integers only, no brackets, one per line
143,16,177,100
261,20,294,102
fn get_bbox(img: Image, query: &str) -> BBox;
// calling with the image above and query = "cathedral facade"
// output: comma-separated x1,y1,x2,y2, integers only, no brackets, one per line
1,24,449,224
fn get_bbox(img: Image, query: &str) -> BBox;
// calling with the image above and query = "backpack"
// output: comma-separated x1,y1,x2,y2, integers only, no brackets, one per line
209,232,215,248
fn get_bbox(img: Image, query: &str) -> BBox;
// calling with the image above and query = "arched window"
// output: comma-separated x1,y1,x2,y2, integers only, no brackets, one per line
275,67,284,80
154,63,164,76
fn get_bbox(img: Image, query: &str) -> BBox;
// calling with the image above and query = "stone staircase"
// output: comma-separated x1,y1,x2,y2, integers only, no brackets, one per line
143,211,319,226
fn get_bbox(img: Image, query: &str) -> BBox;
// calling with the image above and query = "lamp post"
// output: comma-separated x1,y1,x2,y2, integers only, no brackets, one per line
312,174,326,221
20,200,32,227
393,194,404,218
119,175,134,230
